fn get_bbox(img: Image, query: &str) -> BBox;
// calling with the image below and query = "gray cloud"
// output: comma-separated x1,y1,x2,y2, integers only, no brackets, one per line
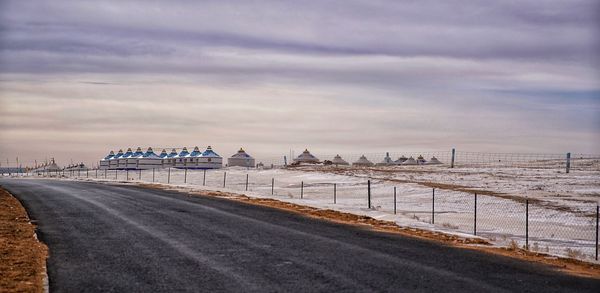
0,0,599,165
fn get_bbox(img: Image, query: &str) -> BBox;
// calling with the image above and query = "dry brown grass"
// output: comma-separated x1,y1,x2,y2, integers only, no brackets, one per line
0,186,48,293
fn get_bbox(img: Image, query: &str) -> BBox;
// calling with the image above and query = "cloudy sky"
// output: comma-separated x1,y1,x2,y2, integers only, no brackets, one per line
0,0,599,166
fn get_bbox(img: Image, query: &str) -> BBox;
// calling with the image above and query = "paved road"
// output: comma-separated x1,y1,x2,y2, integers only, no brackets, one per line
1,179,599,292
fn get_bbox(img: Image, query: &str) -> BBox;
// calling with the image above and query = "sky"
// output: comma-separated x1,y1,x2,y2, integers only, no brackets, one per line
0,0,599,167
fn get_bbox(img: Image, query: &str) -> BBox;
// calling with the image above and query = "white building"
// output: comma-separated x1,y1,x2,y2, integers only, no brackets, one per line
294,149,320,164
198,146,223,169
376,152,394,166
331,154,349,166
118,148,134,170
184,146,203,168
425,156,443,165
353,155,374,167
136,147,163,169
402,156,418,165
99,151,114,170
126,147,145,170
394,155,408,165
110,149,123,169
174,147,190,168
163,148,178,167
227,148,255,167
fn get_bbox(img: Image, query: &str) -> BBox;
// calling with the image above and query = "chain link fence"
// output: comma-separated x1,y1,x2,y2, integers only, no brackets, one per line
27,167,600,263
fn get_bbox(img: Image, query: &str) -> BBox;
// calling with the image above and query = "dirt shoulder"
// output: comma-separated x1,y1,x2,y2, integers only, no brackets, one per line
136,182,600,279
0,186,48,293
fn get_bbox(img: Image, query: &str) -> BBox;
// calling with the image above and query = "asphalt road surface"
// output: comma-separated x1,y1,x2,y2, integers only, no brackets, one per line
1,178,599,292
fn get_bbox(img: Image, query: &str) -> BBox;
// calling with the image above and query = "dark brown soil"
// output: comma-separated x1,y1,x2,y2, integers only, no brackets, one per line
0,187,48,293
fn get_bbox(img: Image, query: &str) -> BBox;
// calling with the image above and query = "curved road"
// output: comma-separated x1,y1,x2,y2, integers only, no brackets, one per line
1,179,598,292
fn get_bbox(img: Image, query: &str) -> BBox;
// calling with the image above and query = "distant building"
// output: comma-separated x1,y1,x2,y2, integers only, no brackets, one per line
228,148,255,167
174,147,190,169
118,148,134,170
110,149,124,169
294,149,320,164
425,156,443,165
353,155,374,167
376,152,394,166
99,151,114,170
401,156,418,165
136,147,163,169
331,154,349,166
197,146,223,169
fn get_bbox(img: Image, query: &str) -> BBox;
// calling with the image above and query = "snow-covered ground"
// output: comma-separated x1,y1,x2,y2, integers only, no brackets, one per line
10,164,600,262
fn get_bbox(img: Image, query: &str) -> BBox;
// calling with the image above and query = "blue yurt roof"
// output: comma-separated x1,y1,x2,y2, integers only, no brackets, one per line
131,147,144,158
187,146,202,157
142,147,161,159
201,146,221,158
177,147,189,158
103,151,115,160
113,149,124,159
121,148,134,158
167,148,178,158
159,149,168,158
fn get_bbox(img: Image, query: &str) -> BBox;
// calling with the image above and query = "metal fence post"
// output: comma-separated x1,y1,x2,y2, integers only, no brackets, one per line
168,168,171,184
203,169,206,186
126,169,129,181
367,180,371,209
474,193,477,235
115,170,117,180
334,183,337,204
86,169,89,178
526,199,529,250
301,181,304,199
393,186,397,214
596,205,600,260
104,169,107,179
95,169,98,178
138,169,141,180
271,178,274,195
184,168,187,183
431,188,436,224
451,148,455,168
223,172,227,188
152,168,155,183
245,174,249,191
566,152,571,173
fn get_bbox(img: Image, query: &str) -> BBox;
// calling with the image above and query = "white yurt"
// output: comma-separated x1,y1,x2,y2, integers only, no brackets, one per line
118,148,134,170
353,155,374,167
184,146,203,168
198,146,223,169
46,158,61,172
425,156,443,165
126,147,145,170
331,154,349,166
99,151,114,170
228,148,255,168
394,155,408,165
401,156,418,165
174,147,190,168
376,152,394,166
416,155,427,165
163,149,178,167
110,149,123,169
294,149,320,164
136,147,163,169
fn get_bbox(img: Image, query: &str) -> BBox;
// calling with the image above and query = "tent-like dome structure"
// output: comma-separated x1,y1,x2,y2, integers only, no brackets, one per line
377,152,394,166
135,147,163,169
162,148,178,167
425,156,443,165
175,147,190,168
401,156,418,165
99,151,114,170
159,149,168,159
184,146,203,167
118,148,134,170
109,149,123,169
353,155,374,167
331,154,349,166
198,146,223,169
228,148,255,168
394,155,408,165
416,155,427,165
294,149,320,164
